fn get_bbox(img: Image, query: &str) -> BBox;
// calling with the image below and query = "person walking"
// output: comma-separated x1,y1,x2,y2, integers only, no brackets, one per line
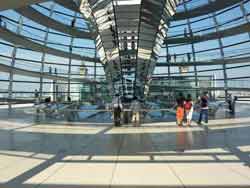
112,94,123,127
184,94,194,127
198,92,209,125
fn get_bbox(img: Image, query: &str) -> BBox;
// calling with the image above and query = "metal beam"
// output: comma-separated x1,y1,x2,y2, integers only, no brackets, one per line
173,0,243,21
0,27,100,63
16,7,92,39
156,56,250,66
0,63,98,84
0,0,49,11
165,23,250,44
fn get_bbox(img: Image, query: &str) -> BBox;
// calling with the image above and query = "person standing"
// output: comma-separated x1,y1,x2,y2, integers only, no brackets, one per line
184,94,193,127
198,92,209,124
34,89,39,105
131,97,141,127
176,102,184,127
227,94,233,112
231,96,237,115
71,18,76,28
67,96,71,103
112,94,123,127
176,93,185,127
228,95,237,115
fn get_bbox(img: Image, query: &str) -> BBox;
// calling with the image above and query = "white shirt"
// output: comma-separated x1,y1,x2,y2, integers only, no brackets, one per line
112,97,123,109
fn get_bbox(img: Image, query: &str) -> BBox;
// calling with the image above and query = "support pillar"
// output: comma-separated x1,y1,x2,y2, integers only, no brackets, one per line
166,43,171,104
209,0,228,102
8,16,23,113
39,3,55,102
184,0,198,99
94,41,97,100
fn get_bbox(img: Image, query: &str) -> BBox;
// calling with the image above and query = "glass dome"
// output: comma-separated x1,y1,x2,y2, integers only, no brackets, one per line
0,0,249,104
1,2,250,186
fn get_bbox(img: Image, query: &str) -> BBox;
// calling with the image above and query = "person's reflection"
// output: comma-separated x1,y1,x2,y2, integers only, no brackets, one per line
176,128,194,152
186,128,194,149
111,133,123,152
9,130,15,150
39,133,48,153
67,134,74,153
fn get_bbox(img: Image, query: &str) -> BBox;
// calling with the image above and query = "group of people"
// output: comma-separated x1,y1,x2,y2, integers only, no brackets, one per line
176,92,209,127
111,91,238,127
112,94,141,127
112,92,210,127
176,93,194,127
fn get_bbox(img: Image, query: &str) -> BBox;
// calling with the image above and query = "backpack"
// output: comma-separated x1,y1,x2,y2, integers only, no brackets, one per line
184,101,192,110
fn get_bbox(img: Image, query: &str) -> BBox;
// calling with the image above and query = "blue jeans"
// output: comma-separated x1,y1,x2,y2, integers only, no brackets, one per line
199,109,208,123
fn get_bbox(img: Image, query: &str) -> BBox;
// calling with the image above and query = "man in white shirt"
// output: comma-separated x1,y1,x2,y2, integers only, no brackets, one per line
131,97,141,127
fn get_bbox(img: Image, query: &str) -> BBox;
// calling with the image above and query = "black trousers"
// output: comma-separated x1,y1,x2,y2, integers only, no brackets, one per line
114,108,121,126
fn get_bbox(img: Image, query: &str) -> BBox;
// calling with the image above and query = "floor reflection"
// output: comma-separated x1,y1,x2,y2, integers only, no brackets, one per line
0,116,250,187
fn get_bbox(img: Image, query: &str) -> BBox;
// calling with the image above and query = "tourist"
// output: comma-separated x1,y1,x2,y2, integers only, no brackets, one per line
176,100,184,127
34,89,39,105
71,18,76,28
112,94,122,127
131,97,141,127
227,94,237,114
167,54,171,62
49,66,52,74
44,96,51,105
233,96,238,114
184,94,193,127
176,93,185,126
231,96,238,115
67,96,71,102
227,94,232,110
198,92,209,124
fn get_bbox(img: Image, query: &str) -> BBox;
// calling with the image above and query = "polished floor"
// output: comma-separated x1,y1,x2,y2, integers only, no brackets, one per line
0,115,250,188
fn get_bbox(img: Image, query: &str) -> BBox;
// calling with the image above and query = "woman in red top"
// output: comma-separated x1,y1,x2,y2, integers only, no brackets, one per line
184,94,193,127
